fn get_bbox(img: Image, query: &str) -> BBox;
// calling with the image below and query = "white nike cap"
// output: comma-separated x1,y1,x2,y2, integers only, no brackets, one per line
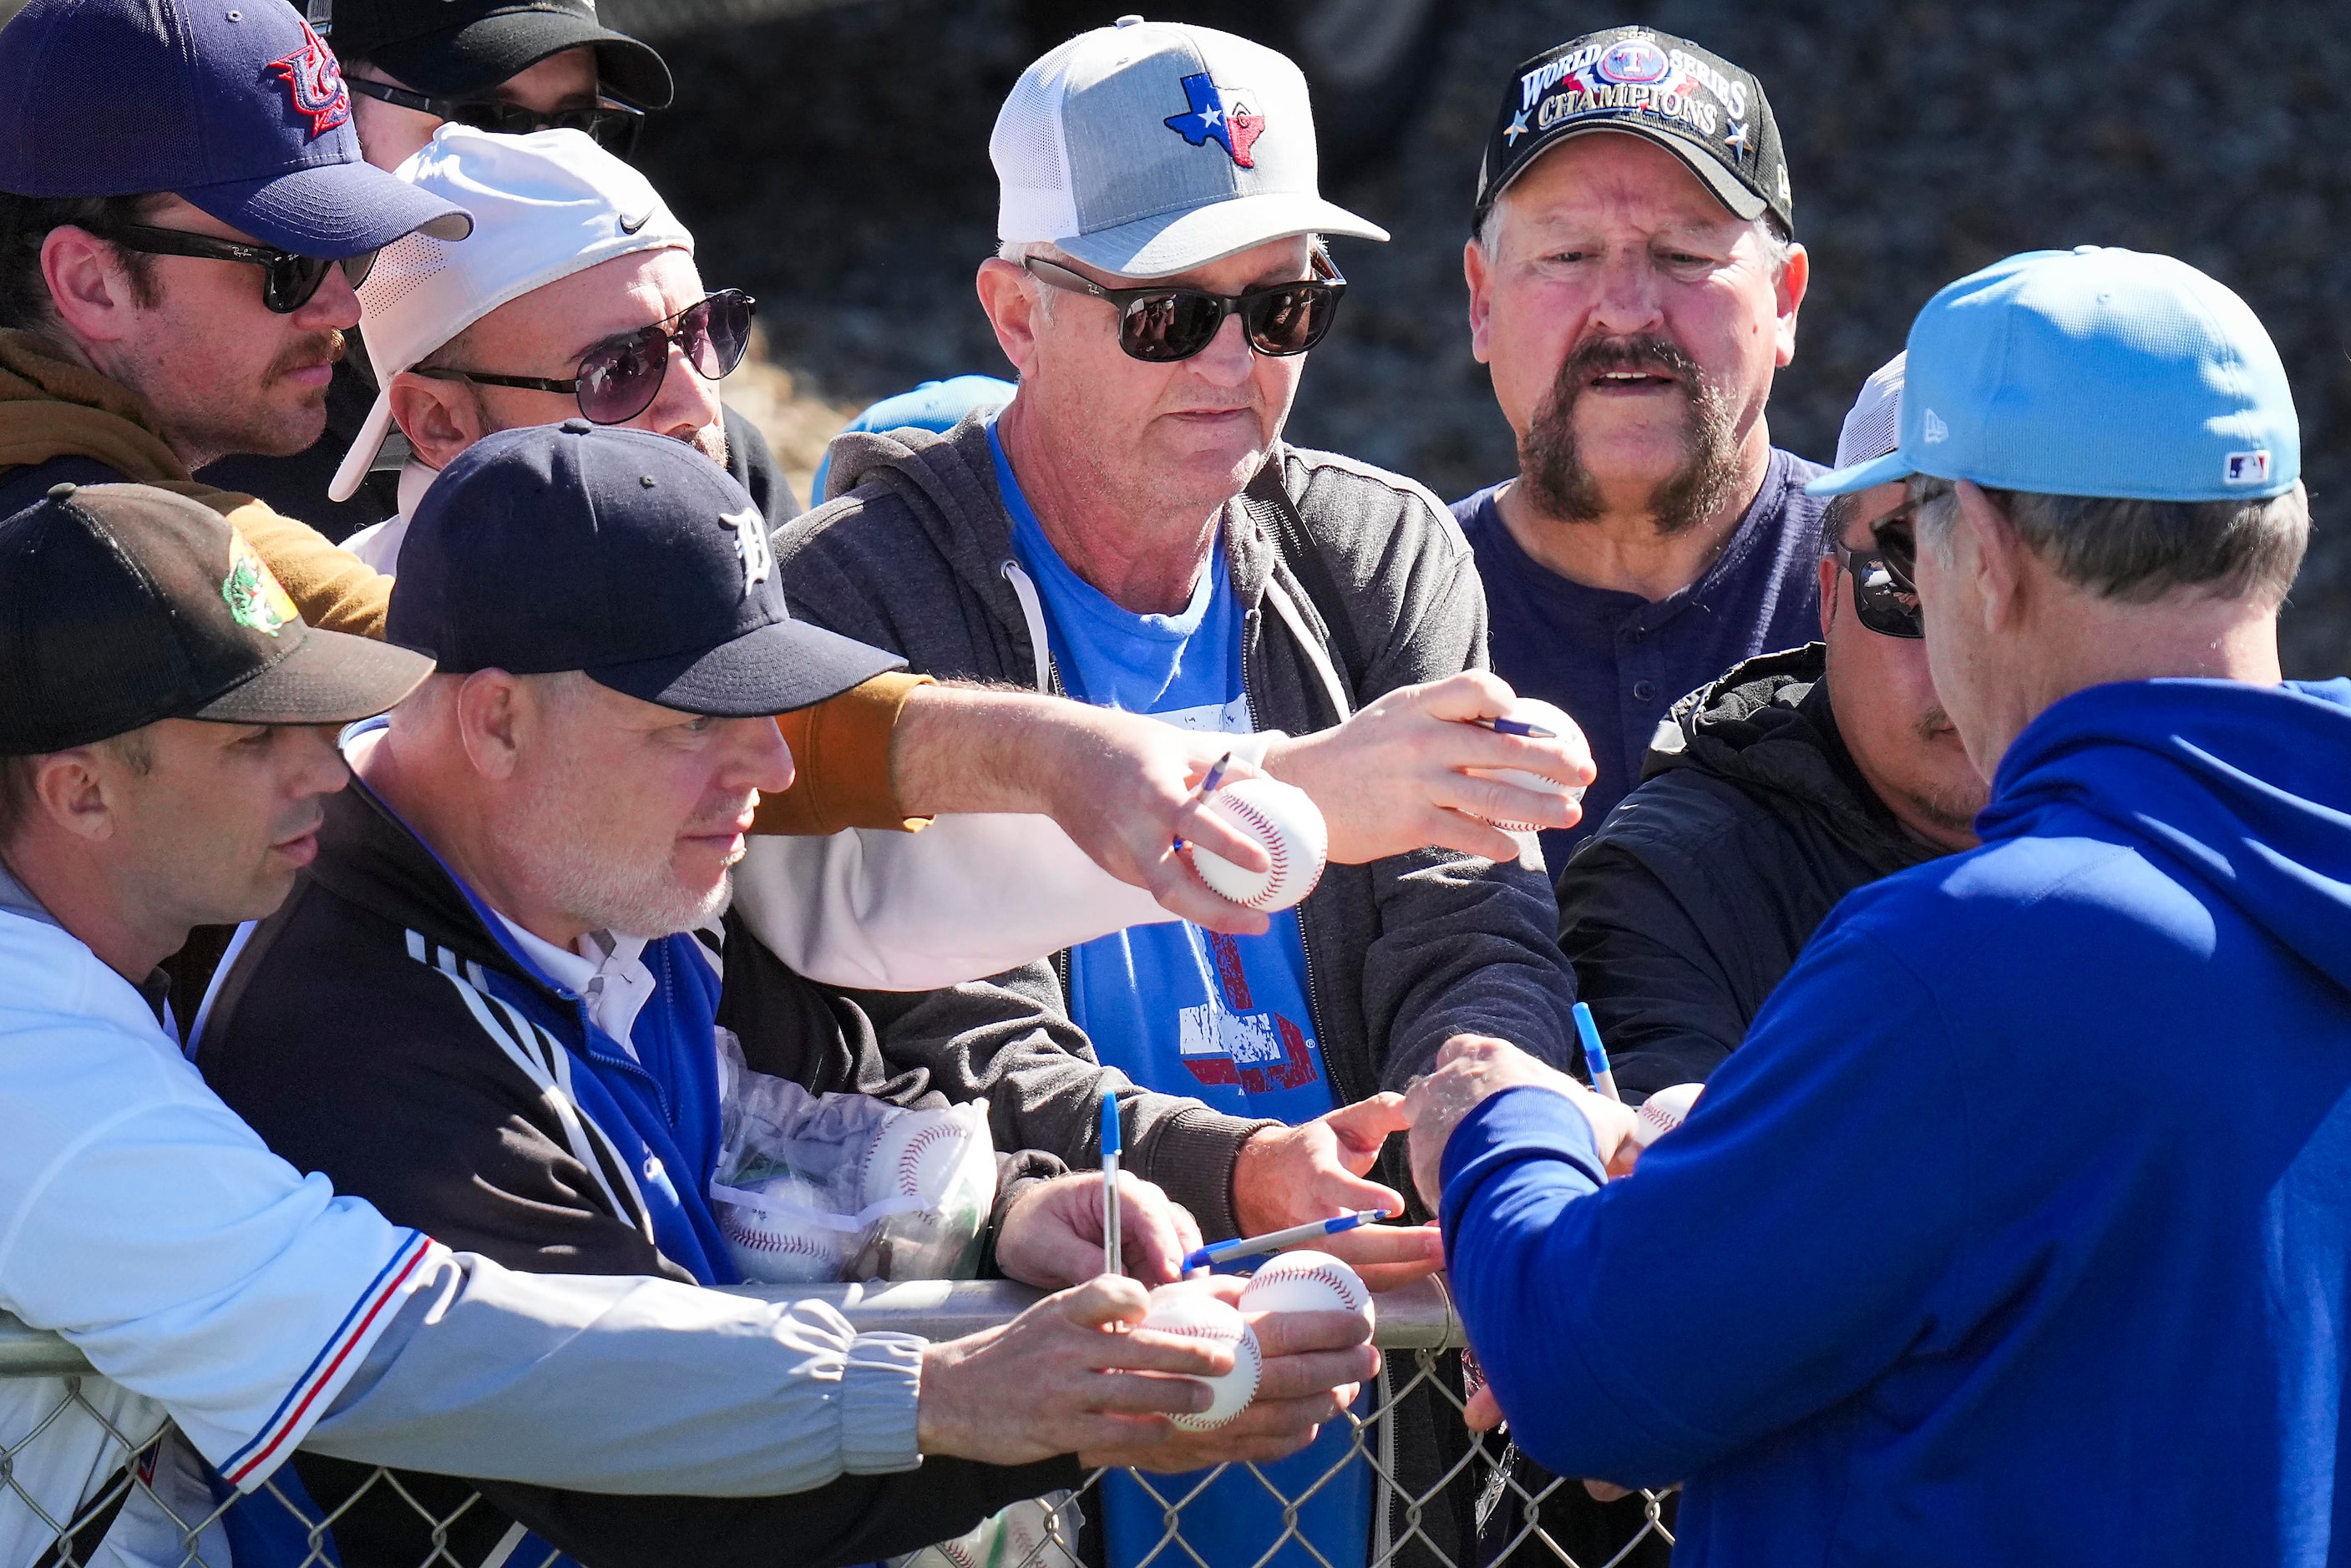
330,124,695,503
993,16,1387,277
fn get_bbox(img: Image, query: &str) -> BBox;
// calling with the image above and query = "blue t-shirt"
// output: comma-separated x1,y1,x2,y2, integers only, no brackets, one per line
1452,450,1826,870
990,424,1370,1568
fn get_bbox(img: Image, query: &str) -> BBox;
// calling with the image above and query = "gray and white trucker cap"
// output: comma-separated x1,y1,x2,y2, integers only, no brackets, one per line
992,15,1388,277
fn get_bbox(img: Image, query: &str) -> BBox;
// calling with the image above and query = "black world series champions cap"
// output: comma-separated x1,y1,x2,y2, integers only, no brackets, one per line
1472,28,1792,237
0,484,433,754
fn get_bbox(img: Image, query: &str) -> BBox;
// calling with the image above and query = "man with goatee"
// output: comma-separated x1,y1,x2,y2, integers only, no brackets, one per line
1454,28,1821,872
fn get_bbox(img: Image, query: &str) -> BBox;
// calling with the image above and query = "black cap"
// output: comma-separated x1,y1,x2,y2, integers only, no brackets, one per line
1472,28,1791,236
0,484,433,755
317,0,674,110
387,422,904,716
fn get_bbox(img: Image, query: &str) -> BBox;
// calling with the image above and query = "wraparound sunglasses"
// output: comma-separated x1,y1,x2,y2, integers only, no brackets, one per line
408,290,756,426
98,224,375,314
1021,250,1346,362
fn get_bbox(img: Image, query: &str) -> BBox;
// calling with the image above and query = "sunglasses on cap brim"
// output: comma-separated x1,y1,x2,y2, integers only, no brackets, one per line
98,224,376,314
346,77,645,159
409,289,757,426
1021,250,1347,363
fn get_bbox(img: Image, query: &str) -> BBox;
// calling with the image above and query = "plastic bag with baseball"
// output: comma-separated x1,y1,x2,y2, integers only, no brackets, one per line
707,1031,996,1283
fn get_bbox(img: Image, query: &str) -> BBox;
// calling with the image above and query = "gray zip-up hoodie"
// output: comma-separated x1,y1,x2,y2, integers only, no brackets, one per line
778,416,1579,1210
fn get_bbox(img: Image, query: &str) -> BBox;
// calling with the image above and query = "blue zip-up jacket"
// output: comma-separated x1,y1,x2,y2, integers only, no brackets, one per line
1441,676,2351,1566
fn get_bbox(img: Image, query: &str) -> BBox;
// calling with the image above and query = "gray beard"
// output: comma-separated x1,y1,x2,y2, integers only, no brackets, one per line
1518,336,1745,539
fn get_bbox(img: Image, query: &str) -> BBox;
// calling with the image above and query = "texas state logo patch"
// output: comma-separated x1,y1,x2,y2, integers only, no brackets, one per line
1164,73,1265,168
268,18,350,138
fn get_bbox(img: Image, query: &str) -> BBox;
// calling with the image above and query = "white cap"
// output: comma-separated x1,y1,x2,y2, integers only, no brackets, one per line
330,125,695,503
1833,352,1906,472
992,17,1386,277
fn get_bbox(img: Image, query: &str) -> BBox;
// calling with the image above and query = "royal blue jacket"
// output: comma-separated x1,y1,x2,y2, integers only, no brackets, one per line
1442,676,2351,1566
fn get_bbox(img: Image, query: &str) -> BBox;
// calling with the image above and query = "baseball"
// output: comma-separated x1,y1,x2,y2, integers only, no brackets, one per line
1138,1292,1261,1431
1239,1249,1374,1335
861,1111,982,1211
717,1172,849,1284
1629,1082,1705,1150
1466,699,1587,832
1186,776,1329,913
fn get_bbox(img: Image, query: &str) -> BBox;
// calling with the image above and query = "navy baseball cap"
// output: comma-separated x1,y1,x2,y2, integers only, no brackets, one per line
388,423,904,716
0,0,471,260
319,0,674,111
1809,248,2299,504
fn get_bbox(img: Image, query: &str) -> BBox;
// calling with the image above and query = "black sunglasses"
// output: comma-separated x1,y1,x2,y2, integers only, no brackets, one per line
1021,250,1346,362
347,77,644,158
410,289,756,425
99,224,375,314
1832,507,1923,639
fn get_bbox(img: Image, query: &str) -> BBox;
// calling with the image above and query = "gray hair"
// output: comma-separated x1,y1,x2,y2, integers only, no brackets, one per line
1909,474,2309,608
1473,192,1793,282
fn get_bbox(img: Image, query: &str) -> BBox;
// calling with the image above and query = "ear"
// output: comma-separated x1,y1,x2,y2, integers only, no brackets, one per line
1816,552,1838,641
1772,244,1809,368
30,750,121,844
975,257,1045,380
453,670,526,781
1953,481,2027,634
1464,237,1496,366
389,370,489,472
39,226,147,349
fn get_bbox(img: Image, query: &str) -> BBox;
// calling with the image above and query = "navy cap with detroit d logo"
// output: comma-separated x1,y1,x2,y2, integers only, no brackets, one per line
1473,28,1791,238
0,0,470,258
388,423,904,716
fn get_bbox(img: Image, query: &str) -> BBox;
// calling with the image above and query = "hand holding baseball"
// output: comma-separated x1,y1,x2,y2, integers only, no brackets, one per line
1184,776,1328,913
1263,672,1596,863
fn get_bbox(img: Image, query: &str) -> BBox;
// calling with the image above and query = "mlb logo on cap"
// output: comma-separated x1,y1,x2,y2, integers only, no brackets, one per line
992,15,1386,277
2225,451,2272,487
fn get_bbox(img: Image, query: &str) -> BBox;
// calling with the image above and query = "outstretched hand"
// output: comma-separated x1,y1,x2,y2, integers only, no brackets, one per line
1402,1034,1636,1215
1264,671,1596,863
1232,1094,1445,1292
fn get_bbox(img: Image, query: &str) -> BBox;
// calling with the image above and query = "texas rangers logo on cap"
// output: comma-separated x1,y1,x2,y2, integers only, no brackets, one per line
1164,73,1265,169
268,17,350,138
1594,39,1671,83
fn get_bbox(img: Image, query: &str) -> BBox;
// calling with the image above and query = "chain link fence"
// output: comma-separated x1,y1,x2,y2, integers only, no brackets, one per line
3,1280,1669,1568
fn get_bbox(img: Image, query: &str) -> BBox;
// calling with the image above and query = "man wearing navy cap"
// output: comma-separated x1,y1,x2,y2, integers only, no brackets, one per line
0,0,463,628
1407,247,2348,1564
198,423,1381,1566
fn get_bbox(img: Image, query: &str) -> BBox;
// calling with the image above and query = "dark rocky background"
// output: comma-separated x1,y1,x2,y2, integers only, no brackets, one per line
632,0,2351,675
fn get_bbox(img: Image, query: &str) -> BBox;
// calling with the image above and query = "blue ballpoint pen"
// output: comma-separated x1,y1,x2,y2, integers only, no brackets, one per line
1467,715,1558,739
1171,750,1234,852
1180,1208,1388,1274
1573,1001,1622,1103
1100,1090,1122,1278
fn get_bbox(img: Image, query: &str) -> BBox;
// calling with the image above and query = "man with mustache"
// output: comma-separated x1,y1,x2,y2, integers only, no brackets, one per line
1556,355,1987,1095
1454,28,1822,871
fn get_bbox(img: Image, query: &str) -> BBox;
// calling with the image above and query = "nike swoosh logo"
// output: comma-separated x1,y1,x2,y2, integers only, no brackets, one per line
620,210,652,235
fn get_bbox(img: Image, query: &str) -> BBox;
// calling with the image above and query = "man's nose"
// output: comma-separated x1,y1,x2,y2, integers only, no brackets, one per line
1586,250,1666,339
1185,310,1258,387
637,341,722,445
724,715,796,798
296,259,365,333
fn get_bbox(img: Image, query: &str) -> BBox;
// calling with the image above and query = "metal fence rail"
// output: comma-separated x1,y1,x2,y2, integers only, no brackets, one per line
2,1281,1669,1568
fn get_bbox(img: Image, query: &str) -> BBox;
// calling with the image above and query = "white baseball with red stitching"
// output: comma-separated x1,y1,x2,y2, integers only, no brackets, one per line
1629,1082,1705,1150
1465,699,1585,832
862,1113,977,1208
1186,776,1329,912
1238,1249,1374,1333
1139,1292,1261,1430
717,1187,848,1284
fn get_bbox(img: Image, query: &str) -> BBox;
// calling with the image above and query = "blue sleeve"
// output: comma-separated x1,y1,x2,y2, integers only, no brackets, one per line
1437,921,1979,1486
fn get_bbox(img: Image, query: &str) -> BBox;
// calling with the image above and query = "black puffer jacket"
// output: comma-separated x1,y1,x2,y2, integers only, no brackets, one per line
1553,643,1948,1097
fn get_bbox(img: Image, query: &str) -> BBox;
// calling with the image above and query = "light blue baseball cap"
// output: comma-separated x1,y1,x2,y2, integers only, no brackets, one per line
1808,246,2298,503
